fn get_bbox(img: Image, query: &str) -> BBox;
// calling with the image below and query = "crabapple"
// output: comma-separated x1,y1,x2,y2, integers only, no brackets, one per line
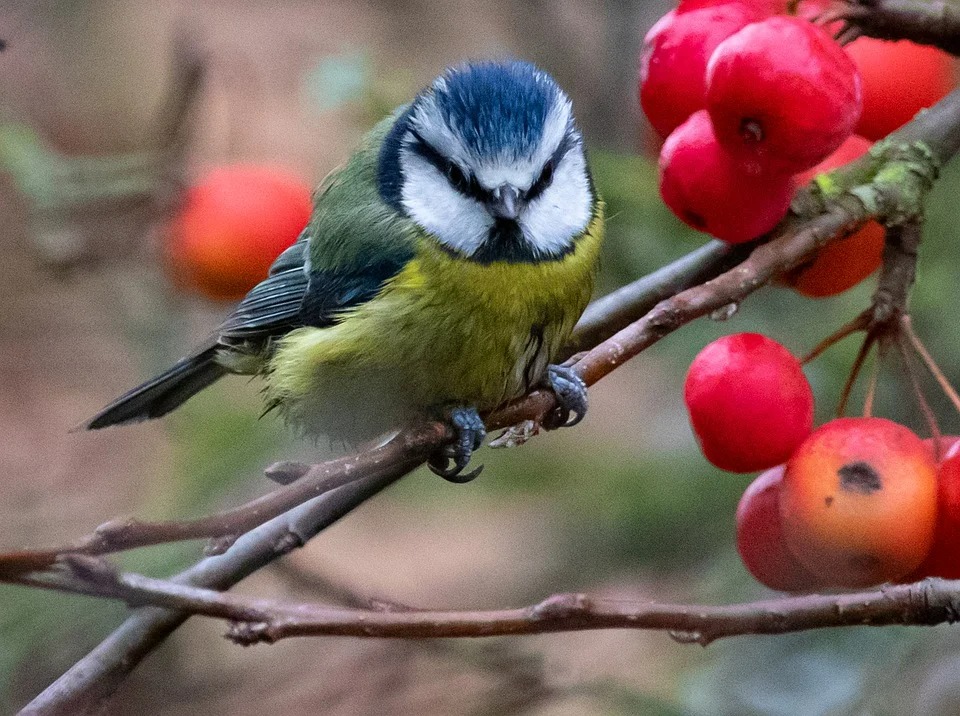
781,417,937,588
706,16,862,174
639,4,761,138
737,466,822,592
785,135,885,297
684,332,814,472
165,165,312,301
846,38,957,140
659,110,794,243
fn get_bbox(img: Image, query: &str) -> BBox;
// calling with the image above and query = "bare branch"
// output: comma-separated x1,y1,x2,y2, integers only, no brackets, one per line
20,561,960,647
822,0,960,56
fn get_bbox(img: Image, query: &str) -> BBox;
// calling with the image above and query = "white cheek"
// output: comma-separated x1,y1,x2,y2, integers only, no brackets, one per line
520,151,592,255
400,154,492,256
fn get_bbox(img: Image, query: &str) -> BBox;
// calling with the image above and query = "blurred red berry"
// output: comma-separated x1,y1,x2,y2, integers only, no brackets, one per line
639,4,761,138
737,466,822,592
165,165,312,301
684,332,815,473
906,442,960,580
785,135,885,297
659,110,795,243
846,38,956,140
707,16,862,174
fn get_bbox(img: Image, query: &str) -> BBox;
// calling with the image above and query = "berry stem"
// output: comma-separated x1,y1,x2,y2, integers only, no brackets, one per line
863,350,881,417
837,332,877,417
897,331,943,452
801,310,871,365
901,314,960,416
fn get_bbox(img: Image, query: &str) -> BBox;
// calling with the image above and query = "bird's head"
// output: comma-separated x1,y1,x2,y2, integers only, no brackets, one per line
378,60,594,263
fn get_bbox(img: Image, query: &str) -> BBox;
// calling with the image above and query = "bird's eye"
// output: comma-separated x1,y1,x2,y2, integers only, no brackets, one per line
446,163,470,193
539,160,555,187
528,160,555,201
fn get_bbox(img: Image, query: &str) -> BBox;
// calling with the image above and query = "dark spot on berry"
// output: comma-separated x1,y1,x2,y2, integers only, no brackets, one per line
848,553,881,572
825,496,834,507
838,461,882,495
682,210,706,230
739,118,764,144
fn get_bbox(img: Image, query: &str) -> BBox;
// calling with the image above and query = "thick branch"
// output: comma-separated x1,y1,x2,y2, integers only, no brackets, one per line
21,562,960,646
825,0,960,55
0,428,441,575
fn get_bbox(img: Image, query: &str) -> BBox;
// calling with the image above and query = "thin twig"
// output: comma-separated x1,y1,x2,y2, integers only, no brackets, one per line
19,562,960,647
902,314,960,416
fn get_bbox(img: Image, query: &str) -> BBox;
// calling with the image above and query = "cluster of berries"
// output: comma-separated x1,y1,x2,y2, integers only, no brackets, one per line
642,0,863,245
685,333,958,591
640,0,956,298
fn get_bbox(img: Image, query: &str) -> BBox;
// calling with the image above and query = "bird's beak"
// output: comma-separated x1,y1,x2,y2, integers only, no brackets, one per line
489,184,523,220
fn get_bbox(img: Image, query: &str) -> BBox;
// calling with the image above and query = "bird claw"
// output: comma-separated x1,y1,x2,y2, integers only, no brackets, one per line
542,364,588,430
428,406,486,483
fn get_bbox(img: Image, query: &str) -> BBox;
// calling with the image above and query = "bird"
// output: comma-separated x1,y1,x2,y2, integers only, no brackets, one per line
85,59,605,482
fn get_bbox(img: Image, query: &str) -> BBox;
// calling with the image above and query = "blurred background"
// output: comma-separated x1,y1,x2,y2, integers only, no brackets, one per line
3,1,960,714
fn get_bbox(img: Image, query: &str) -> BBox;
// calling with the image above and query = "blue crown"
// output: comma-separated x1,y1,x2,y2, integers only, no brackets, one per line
433,60,562,160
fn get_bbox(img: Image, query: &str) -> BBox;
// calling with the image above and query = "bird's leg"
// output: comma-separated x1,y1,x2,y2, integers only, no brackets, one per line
427,406,486,483
541,364,588,430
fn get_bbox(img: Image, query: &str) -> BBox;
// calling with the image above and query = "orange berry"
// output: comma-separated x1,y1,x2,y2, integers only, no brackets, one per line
785,135,884,298
846,38,956,141
781,417,937,588
165,165,312,301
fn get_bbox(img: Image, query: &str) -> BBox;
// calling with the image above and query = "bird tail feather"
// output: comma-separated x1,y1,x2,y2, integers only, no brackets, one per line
84,345,228,430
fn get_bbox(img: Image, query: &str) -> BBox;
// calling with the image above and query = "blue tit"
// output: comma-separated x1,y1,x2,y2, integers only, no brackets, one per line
86,59,605,481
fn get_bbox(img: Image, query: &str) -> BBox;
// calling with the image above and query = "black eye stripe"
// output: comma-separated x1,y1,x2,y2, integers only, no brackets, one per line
408,130,487,202
527,136,574,202
407,128,578,205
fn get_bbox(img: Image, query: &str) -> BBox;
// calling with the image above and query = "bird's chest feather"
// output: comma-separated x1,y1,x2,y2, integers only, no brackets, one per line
266,208,602,425
375,211,603,406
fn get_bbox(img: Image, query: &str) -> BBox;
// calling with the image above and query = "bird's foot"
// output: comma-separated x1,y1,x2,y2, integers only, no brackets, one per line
542,364,588,430
428,406,486,483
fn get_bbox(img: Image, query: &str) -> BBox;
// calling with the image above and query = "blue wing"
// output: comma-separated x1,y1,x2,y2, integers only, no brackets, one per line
218,228,408,343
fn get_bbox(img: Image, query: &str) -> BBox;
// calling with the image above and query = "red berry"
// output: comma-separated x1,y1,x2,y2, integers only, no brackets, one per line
639,4,761,138
785,135,884,297
165,165,312,301
846,38,956,140
781,418,937,587
659,110,795,243
906,444,960,580
737,466,822,591
684,332,814,473
706,17,862,174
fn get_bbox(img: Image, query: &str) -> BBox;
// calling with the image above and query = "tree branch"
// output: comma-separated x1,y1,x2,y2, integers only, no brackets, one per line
824,0,960,55
19,559,960,647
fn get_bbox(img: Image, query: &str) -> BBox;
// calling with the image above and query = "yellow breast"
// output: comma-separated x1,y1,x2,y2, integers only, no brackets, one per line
266,203,604,437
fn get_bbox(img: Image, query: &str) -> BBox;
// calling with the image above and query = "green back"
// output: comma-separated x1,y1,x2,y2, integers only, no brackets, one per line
307,111,419,273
